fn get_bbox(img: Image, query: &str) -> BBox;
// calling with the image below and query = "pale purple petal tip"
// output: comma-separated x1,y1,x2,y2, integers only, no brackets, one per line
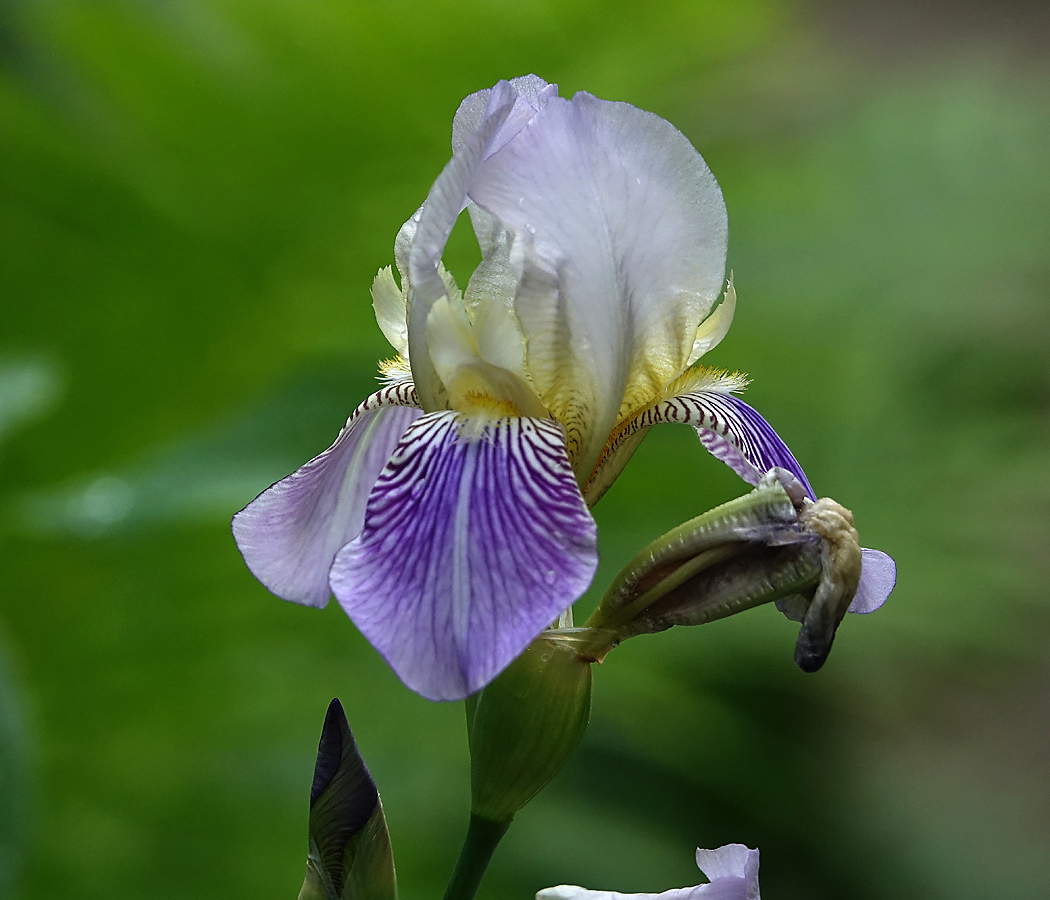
695,845,760,900
685,391,815,499
330,412,598,702
232,405,421,608
849,548,896,614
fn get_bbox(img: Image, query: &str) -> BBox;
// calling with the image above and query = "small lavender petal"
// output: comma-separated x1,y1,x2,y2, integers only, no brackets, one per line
330,412,598,702
232,396,421,608
849,548,897,614
695,845,760,900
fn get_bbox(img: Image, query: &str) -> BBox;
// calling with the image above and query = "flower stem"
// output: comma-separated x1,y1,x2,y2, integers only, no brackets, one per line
442,814,511,900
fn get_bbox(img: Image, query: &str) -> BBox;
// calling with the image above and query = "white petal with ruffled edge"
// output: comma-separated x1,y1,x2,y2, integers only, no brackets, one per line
330,412,598,701
537,887,699,900
407,81,523,411
537,844,760,900
452,74,557,155
467,90,728,476
232,388,422,608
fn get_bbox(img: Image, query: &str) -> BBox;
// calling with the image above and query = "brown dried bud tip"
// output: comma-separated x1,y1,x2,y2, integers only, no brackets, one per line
792,498,863,672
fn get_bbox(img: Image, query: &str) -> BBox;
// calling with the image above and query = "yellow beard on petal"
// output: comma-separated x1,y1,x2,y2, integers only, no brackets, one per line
661,362,750,400
459,390,521,419
378,354,413,385
581,364,749,506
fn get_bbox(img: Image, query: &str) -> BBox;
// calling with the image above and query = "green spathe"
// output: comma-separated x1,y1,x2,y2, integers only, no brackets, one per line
581,471,863,671
467,638,592,824
584,474,810,645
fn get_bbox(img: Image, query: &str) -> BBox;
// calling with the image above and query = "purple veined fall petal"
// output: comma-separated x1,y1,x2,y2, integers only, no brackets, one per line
329,412,599,702
682,391,816,500
597,388,815,501
849,548,897,614
232,386,422,608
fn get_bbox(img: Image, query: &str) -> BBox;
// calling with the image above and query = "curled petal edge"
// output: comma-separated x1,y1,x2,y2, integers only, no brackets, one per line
232,384,421,608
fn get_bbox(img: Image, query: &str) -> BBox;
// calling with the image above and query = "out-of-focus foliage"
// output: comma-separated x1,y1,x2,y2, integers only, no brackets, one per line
0,633,29,898
1,1,1049,899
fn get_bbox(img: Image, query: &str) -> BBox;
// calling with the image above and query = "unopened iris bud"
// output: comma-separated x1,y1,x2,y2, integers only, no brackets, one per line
467,636,592,824
583,469,876,671
299,700,396,900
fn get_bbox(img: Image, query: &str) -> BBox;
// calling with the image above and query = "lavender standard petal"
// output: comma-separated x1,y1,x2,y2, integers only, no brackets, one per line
232,400,421,608
468,92,728,476
330,412,598,702
407,81,521,410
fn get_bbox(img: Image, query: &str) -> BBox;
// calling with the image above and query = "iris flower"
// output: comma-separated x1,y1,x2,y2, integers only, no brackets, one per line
537,844,761,900
233,75,893,702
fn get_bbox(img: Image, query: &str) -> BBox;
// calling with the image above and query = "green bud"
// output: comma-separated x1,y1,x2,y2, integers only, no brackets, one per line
299,700,397,900
615,536,823,640
583,470,865,671
588,473,805,638
468,637,592,823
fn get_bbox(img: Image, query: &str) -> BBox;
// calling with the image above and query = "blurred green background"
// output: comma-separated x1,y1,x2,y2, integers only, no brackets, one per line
2,0,1049,897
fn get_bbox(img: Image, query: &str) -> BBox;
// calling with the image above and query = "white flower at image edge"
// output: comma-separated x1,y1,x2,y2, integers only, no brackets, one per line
538,844,761,900
232,75,896,702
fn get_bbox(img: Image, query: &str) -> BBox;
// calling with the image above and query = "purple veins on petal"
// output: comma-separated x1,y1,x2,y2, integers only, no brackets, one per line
329,412,599,702
232,398,422,609
684,390,815,500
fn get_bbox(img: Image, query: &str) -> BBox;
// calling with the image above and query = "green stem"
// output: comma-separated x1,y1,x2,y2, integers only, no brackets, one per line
441,814,511,900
